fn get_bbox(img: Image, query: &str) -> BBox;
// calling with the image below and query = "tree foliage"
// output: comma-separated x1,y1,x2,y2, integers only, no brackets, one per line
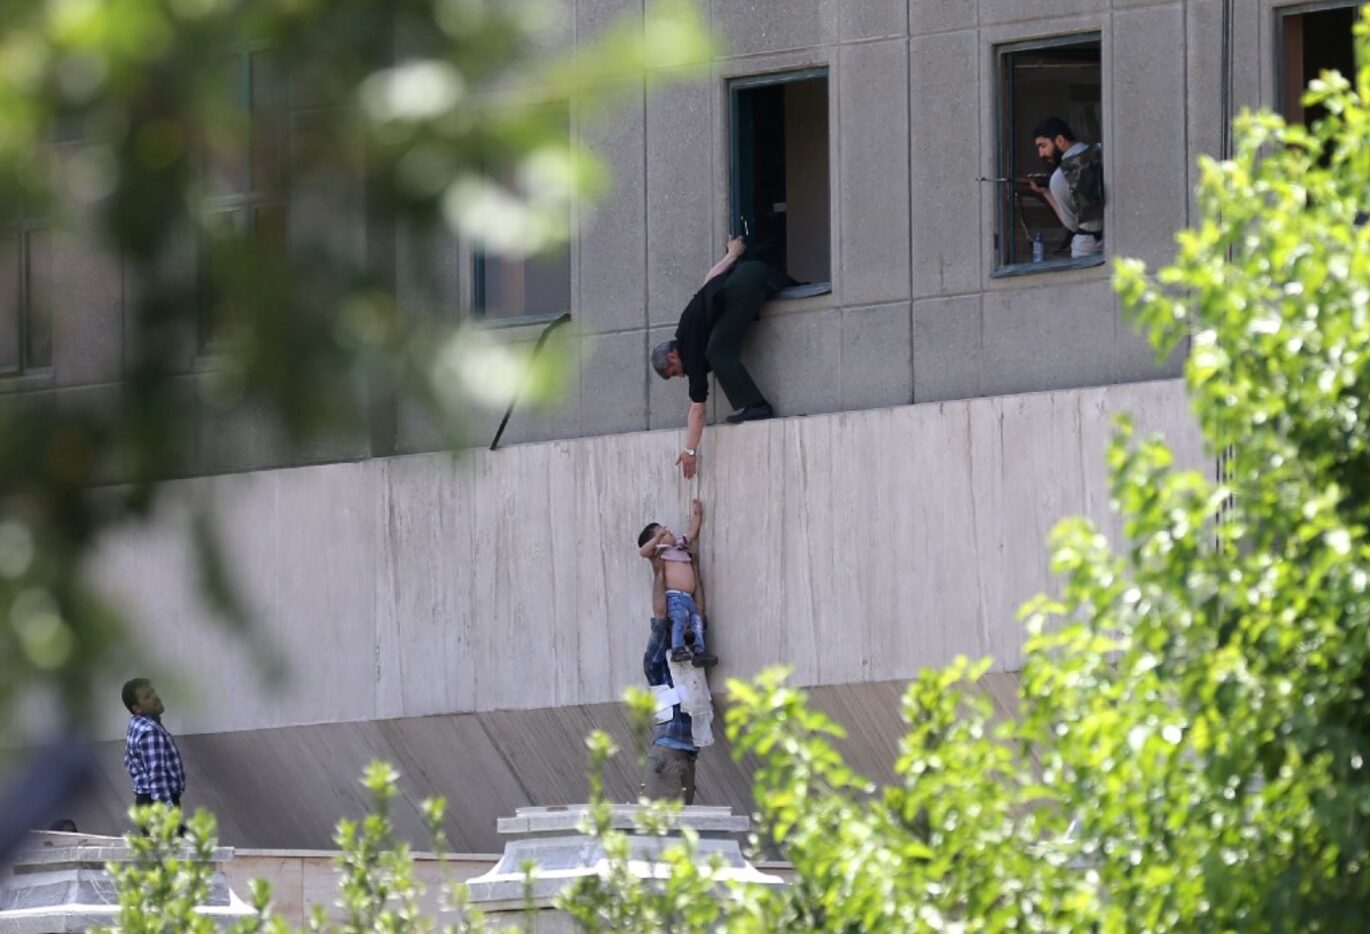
0,0,709,736
572,10,1370,931
78,6,1370,934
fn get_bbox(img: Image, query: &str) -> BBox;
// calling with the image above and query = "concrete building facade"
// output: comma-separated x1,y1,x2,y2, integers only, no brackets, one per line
9,0,1360,850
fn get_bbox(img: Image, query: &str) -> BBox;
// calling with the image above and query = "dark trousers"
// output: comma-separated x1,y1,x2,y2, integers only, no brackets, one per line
707,261,788,410
134,793,185,835
132,788,179,805
645,744,697,804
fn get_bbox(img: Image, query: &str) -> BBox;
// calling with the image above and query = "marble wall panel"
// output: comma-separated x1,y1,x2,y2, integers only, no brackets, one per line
840,0,908,41
910,0,976,34
646,72,715,329
710,0,837,57
909,28,981,298
1111,4,1189,271
92,380,1202,739
837,40,911,308
841,303,914,410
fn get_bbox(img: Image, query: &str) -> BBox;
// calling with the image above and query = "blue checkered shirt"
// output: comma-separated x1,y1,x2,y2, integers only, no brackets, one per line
124,715,186,802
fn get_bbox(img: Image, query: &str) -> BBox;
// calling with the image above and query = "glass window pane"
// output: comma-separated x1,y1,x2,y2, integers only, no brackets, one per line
23,227,52,370
477,246,571,321
199,208,246,349
474,103,572,320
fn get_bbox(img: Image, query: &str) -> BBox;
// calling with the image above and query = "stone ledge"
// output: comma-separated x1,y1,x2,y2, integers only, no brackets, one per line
496,804,750,835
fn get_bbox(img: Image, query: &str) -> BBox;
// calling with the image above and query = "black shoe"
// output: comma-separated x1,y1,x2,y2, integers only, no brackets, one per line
691,650,718,669
670,646,692,663
725,403,774,424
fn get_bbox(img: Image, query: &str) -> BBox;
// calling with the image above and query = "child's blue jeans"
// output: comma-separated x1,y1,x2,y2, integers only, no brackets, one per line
665,590,705,653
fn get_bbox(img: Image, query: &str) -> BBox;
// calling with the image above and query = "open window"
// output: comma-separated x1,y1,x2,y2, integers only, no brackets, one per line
198,46,288,352
473,103,572,323
995,35,1103,275
0,222,53,377
1278,2,1358,125
729,69,831,299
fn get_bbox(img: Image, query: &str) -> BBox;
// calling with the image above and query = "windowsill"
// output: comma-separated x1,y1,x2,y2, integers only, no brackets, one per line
474,312,566,333
0,369,55,394
991,255,1106,279
777,282,831,300
762,282,834,318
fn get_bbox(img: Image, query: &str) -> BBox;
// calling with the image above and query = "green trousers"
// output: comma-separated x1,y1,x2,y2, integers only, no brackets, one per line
706,260,788,410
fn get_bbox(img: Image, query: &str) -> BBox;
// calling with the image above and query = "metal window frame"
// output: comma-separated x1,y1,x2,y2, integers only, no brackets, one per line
992,32,1103,277
0,218,54,378
197,43,288,354
471,101,575,325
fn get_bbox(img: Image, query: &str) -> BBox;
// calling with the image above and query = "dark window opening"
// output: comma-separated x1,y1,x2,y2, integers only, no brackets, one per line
0,223,53,377
730,69,831,297
1279,3,1358,125
996,36,1103,274
473,104,572,322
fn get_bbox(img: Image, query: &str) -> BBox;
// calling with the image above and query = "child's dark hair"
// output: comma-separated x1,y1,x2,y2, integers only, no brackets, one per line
637,523,660,548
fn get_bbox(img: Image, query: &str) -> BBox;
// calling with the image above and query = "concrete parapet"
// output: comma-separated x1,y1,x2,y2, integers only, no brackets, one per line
0,830,252,932
468,804,782,926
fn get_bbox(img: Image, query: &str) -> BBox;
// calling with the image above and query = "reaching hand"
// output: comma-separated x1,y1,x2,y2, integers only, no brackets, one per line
691,498,702,520
677,450,698,479
726,236,746,257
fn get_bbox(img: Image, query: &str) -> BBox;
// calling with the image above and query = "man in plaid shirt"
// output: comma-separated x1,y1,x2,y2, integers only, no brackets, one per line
121,678,186,809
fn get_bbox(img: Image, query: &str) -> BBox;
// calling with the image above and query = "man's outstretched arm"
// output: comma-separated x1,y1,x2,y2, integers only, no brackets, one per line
677,403,707,479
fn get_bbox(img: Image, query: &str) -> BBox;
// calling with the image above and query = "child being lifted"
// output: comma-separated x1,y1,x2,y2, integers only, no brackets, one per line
638,498,718,668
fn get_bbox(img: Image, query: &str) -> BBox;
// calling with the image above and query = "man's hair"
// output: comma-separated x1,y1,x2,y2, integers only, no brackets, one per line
121,677,150,714
649,340,677,380
638,523,661,548
1033,116,1075,143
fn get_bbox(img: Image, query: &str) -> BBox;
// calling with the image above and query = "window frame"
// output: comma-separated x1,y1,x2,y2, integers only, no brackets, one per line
991,32,1106,279
468,100,575,328
1274,1,1361,120
0,217,54,379
197,40,289,355
470,245,573,329
727,66,833,300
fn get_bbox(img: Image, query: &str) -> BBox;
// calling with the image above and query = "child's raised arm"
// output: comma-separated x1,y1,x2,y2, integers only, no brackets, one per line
686,498,703,542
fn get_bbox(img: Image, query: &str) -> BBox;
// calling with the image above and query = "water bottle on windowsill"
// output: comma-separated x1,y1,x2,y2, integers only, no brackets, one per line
1032,229,1045,263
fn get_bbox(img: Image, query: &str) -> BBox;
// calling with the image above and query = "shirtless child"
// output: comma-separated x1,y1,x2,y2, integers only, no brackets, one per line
638,498,717,668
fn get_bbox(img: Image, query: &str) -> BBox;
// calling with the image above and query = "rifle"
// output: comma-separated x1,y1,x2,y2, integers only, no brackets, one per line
976,174,1049,184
